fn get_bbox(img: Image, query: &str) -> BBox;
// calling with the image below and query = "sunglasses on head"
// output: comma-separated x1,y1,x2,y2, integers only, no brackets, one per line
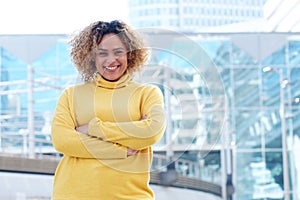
94,20,126,33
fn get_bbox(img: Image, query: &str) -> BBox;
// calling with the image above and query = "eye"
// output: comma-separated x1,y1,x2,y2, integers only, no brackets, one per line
114,50,125,56
97,51,108,57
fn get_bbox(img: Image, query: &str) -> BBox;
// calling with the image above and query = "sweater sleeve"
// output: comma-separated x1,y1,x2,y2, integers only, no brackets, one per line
51,87,127,159
88,86,166,150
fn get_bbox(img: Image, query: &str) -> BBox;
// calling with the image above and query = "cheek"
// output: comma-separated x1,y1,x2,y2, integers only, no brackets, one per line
123,59,128,67
95,57,105,67
94,59,103,71
120,56,128,66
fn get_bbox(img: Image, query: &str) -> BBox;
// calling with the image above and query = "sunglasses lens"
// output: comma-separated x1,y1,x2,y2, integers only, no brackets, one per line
110,20,126,31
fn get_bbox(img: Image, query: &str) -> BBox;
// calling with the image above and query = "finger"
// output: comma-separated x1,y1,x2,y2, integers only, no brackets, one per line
140,114,147,120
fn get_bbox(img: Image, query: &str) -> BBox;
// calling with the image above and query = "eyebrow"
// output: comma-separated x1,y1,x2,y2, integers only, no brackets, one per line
97,47,125,51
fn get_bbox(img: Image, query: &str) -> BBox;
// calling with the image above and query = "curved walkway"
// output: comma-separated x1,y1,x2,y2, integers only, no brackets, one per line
0,172,222,200
0,155,222,199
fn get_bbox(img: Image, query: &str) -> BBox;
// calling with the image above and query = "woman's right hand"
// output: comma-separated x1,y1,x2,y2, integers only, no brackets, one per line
127,148,138,156
126,114,147,156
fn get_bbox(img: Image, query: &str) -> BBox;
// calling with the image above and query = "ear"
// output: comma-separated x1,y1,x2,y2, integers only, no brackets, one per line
91,50,97,62
127,52,131,60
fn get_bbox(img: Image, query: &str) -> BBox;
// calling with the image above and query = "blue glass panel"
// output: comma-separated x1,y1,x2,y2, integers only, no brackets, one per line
235,152,263,199
31,41,77,112
290,67,300,106
236,151,284,199
0,47,27,113
198,41,223,61
288,40,300,64
233,68,259,107
265,152,285,190
293,108,300,137
235,110,262,148
0,47,27,80
262,46,286,65
211,41,232,66
231,45,257,66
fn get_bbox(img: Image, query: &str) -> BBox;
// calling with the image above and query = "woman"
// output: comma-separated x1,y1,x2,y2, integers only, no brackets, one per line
51,20,166,199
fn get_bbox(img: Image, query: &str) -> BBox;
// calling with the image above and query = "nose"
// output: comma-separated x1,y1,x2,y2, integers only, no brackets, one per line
105,54,117,66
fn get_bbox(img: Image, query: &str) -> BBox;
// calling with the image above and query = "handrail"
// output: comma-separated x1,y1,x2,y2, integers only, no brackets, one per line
0,134,221,185
152,154,221,184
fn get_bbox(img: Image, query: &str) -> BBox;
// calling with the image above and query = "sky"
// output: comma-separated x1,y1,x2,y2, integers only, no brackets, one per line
0,0,129,34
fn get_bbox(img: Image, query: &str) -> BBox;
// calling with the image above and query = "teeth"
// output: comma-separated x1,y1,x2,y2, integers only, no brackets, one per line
105,66,118,70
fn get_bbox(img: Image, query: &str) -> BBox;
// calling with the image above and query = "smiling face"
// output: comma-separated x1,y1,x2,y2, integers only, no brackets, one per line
95,33,128,81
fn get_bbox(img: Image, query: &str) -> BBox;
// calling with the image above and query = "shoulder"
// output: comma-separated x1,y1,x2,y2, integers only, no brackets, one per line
59,82,95,97
131,81,163,95
130,82,164,104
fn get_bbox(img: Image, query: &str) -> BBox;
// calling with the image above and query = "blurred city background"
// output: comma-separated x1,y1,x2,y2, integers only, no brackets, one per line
1,0,300,199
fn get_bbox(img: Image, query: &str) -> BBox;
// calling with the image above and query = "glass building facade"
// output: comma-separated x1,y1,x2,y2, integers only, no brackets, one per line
1,32,300,199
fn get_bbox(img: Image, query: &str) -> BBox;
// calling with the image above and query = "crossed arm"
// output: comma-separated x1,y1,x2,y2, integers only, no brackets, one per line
51,86,166,159
75,114,148,156
51,88,128,159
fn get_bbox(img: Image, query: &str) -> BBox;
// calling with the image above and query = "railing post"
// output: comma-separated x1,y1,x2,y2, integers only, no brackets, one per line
27,65,35,158
279,68,290,200
163,66,173,161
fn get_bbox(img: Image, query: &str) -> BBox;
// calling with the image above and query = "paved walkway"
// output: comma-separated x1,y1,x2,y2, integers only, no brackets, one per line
0,172,222,200
152,184,222,200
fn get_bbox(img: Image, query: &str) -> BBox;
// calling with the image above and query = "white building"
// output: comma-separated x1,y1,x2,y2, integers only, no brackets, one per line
128,0,266,32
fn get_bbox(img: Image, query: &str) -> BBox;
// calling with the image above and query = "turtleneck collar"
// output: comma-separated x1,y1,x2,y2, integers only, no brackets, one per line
94,72,132,89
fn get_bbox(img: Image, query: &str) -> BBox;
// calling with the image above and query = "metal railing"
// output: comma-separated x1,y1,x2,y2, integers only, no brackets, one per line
0,152,222,197
152,153,221,184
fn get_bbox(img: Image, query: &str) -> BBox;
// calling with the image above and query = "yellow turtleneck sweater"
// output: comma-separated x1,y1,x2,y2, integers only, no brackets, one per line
51,73,166,200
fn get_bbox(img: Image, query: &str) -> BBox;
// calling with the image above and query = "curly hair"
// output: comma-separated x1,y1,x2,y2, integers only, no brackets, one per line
68,20,150,82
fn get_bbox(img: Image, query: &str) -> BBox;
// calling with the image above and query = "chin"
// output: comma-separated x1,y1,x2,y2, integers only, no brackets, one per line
103,75,122,82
